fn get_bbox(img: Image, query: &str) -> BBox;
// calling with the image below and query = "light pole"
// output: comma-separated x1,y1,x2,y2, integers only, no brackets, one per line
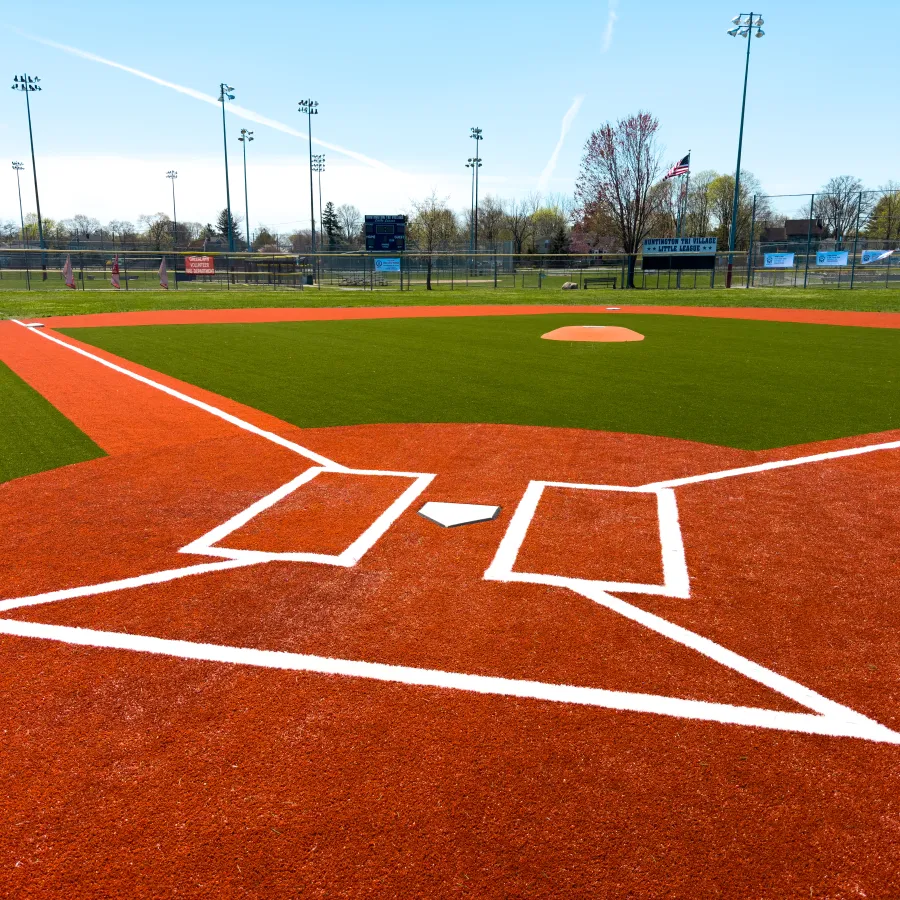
218,83,236,251
11,74,45,278
12,161,27,247
466,157,479,253
470,127,483,252
312,154,325,248
238,129,254,251
725,13,765,287
298,99,319,259
166,170,178,248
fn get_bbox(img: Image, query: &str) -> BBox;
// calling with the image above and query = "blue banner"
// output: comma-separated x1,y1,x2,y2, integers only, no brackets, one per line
374,258,401,272
816,251,848,267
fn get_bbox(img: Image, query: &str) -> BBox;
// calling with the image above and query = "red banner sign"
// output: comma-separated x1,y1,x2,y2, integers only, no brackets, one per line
185,255,215,275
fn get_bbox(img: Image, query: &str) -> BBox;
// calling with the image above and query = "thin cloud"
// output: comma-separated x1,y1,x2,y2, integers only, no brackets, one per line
537,95,585,191
12,28,392,171
602,0,619,53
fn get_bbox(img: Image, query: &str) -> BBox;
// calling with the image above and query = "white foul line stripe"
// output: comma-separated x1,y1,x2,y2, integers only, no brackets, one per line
0,619,895,743
642,439,900,490
11,319,346,471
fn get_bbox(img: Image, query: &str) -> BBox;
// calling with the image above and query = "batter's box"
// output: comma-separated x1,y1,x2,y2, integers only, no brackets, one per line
181,466,435,567
484,481,690,598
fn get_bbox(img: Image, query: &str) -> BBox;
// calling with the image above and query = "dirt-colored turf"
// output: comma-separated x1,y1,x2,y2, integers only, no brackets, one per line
1,319,899,898
542,325,645,342
21,302,900,329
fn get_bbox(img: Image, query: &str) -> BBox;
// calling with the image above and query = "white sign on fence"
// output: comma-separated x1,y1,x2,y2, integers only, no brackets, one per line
816,251,849,267
374,258,401,272
861,249,895,265
764,253,795,269
643,237,717,254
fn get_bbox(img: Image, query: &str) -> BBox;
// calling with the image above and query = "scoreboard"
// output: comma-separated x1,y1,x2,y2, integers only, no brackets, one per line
365,214,407,252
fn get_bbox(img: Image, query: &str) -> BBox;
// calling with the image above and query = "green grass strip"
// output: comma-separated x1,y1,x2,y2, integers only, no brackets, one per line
0,359,105,484
61,313,900,451
2,285,900,319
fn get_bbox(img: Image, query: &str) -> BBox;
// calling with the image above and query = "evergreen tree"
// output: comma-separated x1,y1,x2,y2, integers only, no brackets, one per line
215,208,244,248
322,202,341,249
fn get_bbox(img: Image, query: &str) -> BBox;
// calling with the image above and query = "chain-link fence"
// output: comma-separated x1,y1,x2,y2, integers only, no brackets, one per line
1,246,898,292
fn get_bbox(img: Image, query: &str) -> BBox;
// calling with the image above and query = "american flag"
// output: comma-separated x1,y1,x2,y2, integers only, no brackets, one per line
664,152,691,180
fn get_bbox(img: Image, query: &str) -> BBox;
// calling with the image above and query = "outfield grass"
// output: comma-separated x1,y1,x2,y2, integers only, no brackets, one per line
0,360,105,484
61,313,900,451
3,285,900,319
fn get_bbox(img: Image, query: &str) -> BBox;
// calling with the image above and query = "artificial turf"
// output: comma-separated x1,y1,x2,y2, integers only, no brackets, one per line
60,313,900,451
0,359,105,484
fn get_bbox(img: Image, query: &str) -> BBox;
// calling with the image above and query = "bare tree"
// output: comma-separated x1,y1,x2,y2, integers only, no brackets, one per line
503,195,538,254
682,170,716,237
336,204,362,247
138,213,174,251
477,195,505,251
575,111,664,286
409,192,457,289
63,214,100,245
814,176,872,246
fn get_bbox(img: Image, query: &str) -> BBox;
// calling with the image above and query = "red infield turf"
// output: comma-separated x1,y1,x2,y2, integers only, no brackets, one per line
0,312,899,898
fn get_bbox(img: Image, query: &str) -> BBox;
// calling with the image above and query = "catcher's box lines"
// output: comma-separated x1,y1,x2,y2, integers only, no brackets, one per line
3,320,899,744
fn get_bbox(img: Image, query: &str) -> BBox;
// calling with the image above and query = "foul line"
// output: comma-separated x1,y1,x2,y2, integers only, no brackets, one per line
642,439,900,490
11,319,346,471
0,619,896,743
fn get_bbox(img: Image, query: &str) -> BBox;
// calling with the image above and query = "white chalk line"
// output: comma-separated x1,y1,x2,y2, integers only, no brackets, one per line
11,319,345,470
484,476,900,744
641,439,900,491
0,619,895,743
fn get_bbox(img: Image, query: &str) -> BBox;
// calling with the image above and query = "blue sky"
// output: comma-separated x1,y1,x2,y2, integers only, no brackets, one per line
1,0,897,233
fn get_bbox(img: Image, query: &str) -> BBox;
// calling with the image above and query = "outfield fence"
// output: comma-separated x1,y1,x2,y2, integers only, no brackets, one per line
1,247,898,292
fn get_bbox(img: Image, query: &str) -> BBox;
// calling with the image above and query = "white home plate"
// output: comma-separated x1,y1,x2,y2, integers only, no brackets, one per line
418,502,502,528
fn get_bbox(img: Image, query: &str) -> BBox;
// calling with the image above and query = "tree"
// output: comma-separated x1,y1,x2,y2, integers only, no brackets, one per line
322,202,341,249
866,183,900,243
336,204,362,247
409,192,457,289
707,171,766,251
138,213,173,251
682,170,716,237
814,176,871,246
503,195,538,254
477,195,505,251
215,208,245,249
575,111,664,286
531,205,569,252
64,214,100,245
251,227,278,251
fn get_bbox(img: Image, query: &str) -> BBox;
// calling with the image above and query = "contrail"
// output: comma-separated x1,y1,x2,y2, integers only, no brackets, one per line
537,95,585,191
601,0,619,53
12,29,392,171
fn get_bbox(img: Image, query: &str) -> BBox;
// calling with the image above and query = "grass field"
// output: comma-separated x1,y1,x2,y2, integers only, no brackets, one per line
0,358,104,483
3,285,900,319
60,313,900,451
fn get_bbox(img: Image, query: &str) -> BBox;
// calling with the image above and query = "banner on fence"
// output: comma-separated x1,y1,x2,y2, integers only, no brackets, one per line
185,255,215,275
642,237,717,254
816,251,848,267
764,253,795,268
861,249,895,265
374,258,401,272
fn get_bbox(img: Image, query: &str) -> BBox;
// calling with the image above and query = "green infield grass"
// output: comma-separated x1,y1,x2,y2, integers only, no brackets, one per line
0,360,105,484
3,285,900,319
60,313,900,451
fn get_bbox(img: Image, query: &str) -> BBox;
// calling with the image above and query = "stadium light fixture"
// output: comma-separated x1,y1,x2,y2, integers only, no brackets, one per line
238,130,254,252
724,12,765,287
470,128,483,252
12,161,28,248
218,83,236,251
11,74,45,254
166,170,178,250
298,99,319,260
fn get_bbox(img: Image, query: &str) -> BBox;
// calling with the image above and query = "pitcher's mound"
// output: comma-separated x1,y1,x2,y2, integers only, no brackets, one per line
542,325,644,343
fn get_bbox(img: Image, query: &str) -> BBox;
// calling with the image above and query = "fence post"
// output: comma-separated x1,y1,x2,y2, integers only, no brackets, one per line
849,191,863,290
493,254,497,288
123,256,129,290
80,252,85,290
802,194,815,289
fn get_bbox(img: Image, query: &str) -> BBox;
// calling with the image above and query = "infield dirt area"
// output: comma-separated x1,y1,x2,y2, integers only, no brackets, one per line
1,312,899,898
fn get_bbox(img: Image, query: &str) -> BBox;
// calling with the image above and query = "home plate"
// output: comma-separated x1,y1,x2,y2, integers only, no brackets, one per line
418,502,502,528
